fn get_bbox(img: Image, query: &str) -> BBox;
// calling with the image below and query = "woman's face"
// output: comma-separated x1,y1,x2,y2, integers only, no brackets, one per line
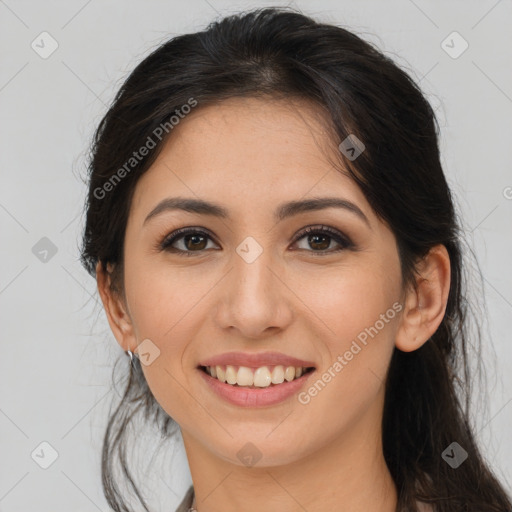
114,96,405,467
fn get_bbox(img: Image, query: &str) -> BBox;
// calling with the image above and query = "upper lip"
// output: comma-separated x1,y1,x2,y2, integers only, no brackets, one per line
198,351,316,369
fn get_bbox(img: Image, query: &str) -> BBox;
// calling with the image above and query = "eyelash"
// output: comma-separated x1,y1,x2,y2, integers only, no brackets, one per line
158,225,354,257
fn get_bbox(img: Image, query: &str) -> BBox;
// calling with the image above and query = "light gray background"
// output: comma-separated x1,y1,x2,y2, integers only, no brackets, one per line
1,0,511,510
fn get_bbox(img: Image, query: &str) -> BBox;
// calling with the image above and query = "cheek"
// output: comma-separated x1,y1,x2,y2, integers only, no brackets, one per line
302,261,400,342
123,251,213,341
122,258,212,422
298,259,401,398
291,267,399,439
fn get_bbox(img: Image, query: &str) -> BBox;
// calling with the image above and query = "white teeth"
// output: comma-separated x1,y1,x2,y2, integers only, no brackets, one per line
253,367,272,387
284,366,296,382
225,365,237,384
205,364,310,388
271,365,285,384
215,365,226,382
237,366,254,386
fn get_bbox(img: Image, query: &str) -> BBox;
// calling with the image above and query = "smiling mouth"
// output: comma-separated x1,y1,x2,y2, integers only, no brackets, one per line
198,364,315,388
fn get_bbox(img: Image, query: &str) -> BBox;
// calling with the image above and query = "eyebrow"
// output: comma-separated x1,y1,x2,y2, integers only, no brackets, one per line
143,196,371,228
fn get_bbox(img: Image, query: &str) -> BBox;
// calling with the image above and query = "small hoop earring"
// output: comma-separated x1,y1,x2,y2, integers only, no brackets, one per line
126,349,134,363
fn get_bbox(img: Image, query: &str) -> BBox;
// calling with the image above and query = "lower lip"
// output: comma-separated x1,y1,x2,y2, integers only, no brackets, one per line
197,367,316,407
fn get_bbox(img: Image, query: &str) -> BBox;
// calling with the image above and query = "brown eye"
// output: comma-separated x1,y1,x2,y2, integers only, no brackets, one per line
159,224,354,257
305,233,330,250
292,225,353,254
160,228,218,256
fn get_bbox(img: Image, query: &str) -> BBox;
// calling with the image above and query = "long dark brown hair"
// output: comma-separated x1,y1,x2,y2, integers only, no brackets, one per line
80,6,512,511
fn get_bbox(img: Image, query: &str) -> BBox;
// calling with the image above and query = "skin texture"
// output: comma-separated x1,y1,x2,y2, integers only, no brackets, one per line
96,97,450,512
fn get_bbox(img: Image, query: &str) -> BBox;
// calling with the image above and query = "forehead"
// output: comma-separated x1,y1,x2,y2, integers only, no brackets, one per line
130,96,370,222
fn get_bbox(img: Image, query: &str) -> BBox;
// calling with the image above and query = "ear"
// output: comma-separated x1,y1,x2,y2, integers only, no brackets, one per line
96,261,136,352
395,244,451,352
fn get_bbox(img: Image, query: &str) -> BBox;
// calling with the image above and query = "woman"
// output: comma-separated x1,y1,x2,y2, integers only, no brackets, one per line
80,7,512,512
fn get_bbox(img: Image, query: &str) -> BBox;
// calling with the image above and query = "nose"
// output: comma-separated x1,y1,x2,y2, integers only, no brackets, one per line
213,244,294,340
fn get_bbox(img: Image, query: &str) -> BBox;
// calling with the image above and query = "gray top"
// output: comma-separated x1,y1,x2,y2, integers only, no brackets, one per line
174,485,434,511
175,485,194,512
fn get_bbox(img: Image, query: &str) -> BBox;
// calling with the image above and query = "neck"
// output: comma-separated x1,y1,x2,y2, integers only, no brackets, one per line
181,405,397,512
